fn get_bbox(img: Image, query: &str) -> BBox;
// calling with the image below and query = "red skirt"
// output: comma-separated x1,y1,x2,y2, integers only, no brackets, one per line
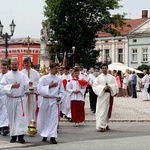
71,100,85,123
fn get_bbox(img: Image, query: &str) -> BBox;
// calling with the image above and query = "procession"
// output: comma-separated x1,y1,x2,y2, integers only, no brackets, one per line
0,56,150,146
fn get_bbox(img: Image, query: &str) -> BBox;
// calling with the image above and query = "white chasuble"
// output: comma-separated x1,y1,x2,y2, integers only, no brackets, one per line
92,73,118,130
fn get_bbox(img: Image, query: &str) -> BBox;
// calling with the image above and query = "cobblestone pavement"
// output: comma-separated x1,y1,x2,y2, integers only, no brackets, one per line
84,91,150,122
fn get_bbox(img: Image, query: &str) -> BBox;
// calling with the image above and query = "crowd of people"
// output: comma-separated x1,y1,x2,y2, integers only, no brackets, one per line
0,57,149,145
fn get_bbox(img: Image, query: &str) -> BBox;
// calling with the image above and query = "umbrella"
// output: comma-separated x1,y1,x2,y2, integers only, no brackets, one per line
108,63,143,74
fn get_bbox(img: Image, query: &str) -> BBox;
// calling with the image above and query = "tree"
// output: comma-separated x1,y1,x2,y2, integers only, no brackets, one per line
137,64,150,71
44,0,125,68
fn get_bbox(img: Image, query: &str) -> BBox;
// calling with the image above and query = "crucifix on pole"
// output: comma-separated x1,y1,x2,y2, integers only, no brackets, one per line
24,36,33,56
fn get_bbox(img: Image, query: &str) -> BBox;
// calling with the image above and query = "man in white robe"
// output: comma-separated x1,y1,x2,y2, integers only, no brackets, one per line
37,63,64,144
59,66,72,119
92,63,118,132
21,57,40,127
141,70,150,101
0,61,9,136
0,58,30,143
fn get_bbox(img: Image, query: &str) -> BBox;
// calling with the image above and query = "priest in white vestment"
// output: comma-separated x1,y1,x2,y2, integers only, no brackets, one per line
92,64,118,132
0,58,30,143
37,63,64,144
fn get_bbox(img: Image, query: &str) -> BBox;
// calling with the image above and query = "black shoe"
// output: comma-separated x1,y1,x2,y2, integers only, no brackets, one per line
68,118,72,122
42,137,47,142
92,110,96,113
3,130,9,136
18,135,25,144
65,115,68,119
2,127,9,136
50,138,57,144
10,136,17,143
18,139,26,144
60,111,63,118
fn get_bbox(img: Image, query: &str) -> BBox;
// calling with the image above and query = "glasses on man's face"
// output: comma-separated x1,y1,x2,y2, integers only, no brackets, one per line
102,67,107,69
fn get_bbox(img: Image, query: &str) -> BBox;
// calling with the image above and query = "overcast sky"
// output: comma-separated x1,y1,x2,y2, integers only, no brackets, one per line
0,0,150,39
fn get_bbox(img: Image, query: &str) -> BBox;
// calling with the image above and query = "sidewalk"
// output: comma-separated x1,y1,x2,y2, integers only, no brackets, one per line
84,91,150,122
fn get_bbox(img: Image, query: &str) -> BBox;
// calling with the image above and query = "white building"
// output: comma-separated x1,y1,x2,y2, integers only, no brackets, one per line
128,18,150,68
95,10,150,68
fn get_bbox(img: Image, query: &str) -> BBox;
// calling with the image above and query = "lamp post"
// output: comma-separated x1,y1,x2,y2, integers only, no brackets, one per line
0,20,16,58
68,46,76,67
72,46,75,67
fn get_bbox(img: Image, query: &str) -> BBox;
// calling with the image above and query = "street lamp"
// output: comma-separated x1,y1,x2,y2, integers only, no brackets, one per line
68,46,76,67
72,46,75,67
0,20,16,58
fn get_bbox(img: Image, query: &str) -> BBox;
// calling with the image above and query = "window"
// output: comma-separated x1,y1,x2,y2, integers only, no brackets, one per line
142,48,148,62
104,49,109,60
132,49,137,62
117,48,123,62
103,49,110,63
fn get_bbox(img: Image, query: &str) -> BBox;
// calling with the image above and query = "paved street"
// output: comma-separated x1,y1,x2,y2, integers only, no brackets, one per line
1,91,150,150
1,122,150,150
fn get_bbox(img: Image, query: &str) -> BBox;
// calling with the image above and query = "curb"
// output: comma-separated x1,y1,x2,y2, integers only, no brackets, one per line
60,119,150,123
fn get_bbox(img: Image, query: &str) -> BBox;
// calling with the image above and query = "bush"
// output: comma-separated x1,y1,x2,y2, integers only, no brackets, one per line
137,64,150,71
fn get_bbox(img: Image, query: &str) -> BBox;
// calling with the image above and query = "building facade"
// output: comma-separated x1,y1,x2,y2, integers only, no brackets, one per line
128,19,150,68
95,10,150,68
0,38,41,70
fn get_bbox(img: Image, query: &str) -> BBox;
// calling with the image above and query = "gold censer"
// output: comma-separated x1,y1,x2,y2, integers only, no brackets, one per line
28,120,38,137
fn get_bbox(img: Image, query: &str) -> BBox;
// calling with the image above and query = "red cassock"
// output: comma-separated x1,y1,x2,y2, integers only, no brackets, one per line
62,79,67,89
62,79,71,89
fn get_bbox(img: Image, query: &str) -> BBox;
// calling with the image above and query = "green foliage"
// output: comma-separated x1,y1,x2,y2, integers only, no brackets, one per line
44,0,125,67
137,64,150,71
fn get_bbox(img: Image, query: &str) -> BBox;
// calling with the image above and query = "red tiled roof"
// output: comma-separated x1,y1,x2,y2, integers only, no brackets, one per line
96,18,149,37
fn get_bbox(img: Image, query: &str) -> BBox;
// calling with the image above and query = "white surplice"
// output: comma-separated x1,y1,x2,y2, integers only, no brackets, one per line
92,73,118,130
37,73,64,138
0,71,30,136
66,79,86,102
0,73,9,128
21,68,40,126
59,74,72,117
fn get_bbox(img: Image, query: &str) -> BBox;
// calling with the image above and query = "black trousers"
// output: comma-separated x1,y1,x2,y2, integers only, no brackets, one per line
89,86,97,112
